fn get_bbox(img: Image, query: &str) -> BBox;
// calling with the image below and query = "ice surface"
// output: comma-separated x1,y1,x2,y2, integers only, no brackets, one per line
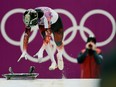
0,78,100,87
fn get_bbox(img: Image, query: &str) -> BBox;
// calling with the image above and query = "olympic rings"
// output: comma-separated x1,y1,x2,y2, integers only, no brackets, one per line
80,9,116,47
0,8,116,63
63,26,95,63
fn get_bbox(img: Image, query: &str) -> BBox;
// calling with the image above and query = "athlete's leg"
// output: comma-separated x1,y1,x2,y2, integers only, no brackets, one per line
53,28,64,70
51,16,64,70
35,25,57,70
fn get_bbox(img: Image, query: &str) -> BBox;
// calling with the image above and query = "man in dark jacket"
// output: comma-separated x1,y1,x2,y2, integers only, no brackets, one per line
77,35,103,78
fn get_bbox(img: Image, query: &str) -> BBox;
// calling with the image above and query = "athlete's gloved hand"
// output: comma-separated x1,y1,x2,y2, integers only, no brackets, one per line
17,51,28,62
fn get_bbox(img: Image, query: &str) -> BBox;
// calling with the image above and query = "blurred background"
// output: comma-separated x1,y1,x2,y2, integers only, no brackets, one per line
0,0,116,79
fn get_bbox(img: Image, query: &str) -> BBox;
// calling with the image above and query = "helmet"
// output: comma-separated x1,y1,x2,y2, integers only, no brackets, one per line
35,9,44,18
87,35,96,44
23,9,38,27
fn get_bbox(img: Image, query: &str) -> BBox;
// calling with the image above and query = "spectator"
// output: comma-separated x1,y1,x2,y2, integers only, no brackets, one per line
77,35,103,78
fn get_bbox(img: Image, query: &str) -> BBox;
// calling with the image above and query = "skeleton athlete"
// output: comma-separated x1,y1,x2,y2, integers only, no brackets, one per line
18,7,64,70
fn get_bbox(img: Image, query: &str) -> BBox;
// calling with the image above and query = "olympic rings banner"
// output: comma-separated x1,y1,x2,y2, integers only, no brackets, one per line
0,0,116,78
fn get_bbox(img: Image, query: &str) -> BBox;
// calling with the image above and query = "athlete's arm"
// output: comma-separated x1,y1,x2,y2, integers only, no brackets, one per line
44,17,51,29
23,26,31,52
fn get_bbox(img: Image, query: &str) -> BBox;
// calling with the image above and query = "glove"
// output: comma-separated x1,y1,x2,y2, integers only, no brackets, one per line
33,44,45,63
17,51,28,62
91,43,96,51
86,43,91,49
86,42,96,51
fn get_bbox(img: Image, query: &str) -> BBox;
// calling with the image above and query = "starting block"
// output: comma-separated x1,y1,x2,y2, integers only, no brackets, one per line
2,66,39,80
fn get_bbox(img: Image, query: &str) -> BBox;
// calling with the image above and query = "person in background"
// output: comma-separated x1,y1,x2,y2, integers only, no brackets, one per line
77,35,103,78
18,7,64,71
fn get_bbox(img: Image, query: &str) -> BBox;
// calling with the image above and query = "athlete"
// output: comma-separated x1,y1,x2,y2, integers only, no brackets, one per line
18,7,64,70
